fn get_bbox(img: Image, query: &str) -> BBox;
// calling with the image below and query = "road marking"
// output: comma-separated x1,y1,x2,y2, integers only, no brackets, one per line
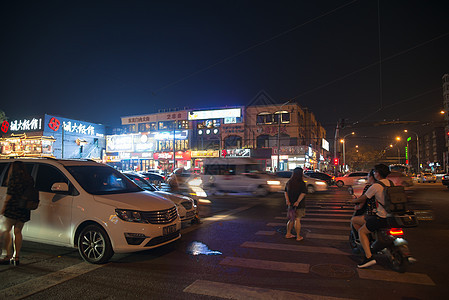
182,204,257,234
241,241,350,256
256,230,276,236
267,223,349,231
307,209,354,213
220,256,310,273
306,233,348,241
306,213,353,217
0,262,103,299
357,269,436,286
275,217,350,223
184,280,353,300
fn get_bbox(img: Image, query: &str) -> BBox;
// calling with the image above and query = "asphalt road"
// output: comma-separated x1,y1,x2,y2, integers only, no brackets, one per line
0,183,448,299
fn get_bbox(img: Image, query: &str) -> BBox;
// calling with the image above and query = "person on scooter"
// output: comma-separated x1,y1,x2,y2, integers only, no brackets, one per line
350,169,377,235
348,164,390,268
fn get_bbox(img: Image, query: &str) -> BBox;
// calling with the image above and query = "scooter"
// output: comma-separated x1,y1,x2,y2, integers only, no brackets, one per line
347,186,414,273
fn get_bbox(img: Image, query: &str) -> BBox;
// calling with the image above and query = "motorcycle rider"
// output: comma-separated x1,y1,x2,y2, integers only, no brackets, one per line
348,164,390,268
350,169,376,236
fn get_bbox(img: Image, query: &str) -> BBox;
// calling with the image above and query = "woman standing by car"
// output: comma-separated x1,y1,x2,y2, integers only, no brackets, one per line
0,161,35,265
284,167,307,241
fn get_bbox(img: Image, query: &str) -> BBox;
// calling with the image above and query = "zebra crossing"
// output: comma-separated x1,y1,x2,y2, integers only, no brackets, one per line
184,195,436,299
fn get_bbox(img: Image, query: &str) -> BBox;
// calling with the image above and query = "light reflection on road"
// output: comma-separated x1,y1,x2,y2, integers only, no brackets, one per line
187,241,222,256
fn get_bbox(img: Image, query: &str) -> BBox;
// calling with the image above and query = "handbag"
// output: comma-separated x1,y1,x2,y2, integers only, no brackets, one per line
19,185,40,210
287,205,296,221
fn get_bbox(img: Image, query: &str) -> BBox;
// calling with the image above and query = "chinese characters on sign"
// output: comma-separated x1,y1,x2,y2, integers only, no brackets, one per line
63,121,95,135
8,118,42,132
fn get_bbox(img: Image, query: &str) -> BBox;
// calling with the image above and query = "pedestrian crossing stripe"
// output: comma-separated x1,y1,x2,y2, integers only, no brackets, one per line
357,269,435,286
241,241,351,256
267,223,349,231
220,256,310,273
275,217,350,223
183,280,354,300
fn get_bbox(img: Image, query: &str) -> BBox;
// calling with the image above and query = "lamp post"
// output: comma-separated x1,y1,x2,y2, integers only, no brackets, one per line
340,132,354,171
404,130,420,172
277,100,291,171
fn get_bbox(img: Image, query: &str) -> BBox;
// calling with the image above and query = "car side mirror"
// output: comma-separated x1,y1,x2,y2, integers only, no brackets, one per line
51,182,69,193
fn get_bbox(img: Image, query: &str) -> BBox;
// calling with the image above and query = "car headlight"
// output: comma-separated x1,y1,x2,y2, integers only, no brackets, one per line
188,178,203,186
316,181,326,185
115,209,148,223
267,180,281,185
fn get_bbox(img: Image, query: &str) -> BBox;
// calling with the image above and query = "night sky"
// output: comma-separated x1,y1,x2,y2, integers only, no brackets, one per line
1,0,448,144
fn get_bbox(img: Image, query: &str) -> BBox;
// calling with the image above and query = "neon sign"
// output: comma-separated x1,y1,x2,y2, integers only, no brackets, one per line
8,118,42,132
188,108,241,120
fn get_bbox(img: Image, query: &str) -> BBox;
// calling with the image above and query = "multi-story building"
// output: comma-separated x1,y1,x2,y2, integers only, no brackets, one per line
442,74,449,172
108,92,329,173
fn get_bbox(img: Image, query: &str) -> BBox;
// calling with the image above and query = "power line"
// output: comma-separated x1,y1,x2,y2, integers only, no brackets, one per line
152,0,359,94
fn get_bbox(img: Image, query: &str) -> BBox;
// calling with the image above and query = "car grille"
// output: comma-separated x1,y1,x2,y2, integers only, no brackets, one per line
145,231,180,247
180,201,193,210
141,206,178,224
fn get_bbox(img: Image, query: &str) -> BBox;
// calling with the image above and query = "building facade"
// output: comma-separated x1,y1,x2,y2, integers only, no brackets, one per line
0,114,105,160
442,74,449,172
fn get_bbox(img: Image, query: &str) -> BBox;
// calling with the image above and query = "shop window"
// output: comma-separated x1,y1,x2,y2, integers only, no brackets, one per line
224,135,242,148
138,122,157,132
257,135,270,148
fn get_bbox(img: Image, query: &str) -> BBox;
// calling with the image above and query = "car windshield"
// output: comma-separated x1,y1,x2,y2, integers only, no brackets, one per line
66,165,143,195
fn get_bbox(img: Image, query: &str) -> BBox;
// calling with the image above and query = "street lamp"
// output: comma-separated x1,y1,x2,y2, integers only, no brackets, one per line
404,129,420,172
341,132,354,171
277,100,291,171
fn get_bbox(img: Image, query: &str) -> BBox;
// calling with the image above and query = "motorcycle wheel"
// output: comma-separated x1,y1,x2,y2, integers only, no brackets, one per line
389,246,409,273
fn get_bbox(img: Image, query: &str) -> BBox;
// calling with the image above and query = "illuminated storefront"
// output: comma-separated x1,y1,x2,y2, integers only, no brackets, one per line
1,115,105,159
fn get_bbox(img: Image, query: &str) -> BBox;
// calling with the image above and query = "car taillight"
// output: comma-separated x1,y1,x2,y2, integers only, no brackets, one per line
389,228,404,236
144,177,149,180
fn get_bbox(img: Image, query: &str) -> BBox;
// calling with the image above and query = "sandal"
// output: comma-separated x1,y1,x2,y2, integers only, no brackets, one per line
0,256,12,265
296,236,304,241
10,258,20,266
285,234,296,239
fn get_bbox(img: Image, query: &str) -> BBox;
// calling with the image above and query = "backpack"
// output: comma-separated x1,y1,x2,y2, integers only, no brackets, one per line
376,180,417,228
19,185,40,210
376,180,407,213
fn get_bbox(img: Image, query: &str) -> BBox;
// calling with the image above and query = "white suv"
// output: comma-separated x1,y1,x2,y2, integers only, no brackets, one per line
0,158,181,264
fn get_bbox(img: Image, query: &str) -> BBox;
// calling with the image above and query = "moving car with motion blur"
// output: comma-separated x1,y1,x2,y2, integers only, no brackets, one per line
275,171,328,194
304,171,335,186
335,172,369,187
417,172,437,183
201,158,282,196
123,172,197,224
387,171,414,187
442,173,449,189
0,158,181,264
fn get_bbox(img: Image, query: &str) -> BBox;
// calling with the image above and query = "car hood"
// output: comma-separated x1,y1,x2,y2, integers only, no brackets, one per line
94,191,175,211
152,191,191,204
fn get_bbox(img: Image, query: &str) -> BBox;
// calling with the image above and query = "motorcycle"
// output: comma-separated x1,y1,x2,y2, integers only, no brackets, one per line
347,186,414,273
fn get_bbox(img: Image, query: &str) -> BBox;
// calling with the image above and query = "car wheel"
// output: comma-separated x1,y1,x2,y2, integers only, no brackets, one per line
253,185,269,197
336,181,344,188
307,185,315,194
78,225,114,264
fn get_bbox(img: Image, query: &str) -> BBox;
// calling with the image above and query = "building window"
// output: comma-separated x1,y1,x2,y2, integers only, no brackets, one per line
138,122,157,132
256,113,273,124
274,111,290,124
178,120,189,129
158,121,175,130
123,124,137,133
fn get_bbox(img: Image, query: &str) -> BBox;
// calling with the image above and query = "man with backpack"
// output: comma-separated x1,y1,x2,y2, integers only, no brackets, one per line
348,164,391,268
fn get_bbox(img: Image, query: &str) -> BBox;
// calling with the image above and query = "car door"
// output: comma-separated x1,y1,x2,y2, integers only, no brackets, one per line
23,163,74,245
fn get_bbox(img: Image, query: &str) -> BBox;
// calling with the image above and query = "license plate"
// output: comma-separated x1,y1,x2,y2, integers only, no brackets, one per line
163,224,177,235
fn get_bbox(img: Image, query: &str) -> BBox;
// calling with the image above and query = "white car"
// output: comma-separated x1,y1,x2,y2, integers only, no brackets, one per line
417,173,437,183
335,172,369,187
275,171,328,194
123,172,197,223
0,158,181,264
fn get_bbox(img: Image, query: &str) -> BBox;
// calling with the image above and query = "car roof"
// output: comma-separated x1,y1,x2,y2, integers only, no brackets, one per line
1,157,102,167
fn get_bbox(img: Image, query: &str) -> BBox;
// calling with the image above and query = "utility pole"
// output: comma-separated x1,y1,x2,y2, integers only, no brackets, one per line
277,100,291,171
173,121,176,171
333,121,340,176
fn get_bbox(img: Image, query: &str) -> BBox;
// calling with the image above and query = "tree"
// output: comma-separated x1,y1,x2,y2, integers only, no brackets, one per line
345,145,382,171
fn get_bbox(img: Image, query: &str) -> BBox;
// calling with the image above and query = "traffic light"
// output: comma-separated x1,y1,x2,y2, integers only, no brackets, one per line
333,158,339,165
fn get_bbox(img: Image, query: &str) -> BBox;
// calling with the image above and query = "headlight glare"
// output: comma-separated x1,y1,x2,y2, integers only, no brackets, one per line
115,209,148,223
